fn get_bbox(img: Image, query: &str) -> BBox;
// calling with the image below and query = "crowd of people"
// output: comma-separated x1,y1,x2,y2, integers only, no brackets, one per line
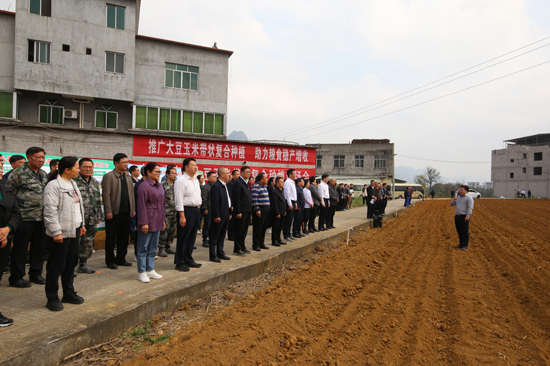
0,149,367,325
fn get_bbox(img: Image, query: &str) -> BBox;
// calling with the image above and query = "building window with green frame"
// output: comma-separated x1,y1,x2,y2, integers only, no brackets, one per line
39,100,63,124
0,92,13,118
95,105,118,129
165,63,199,90
29,0,51,16
159,109,181,132
106,4,125,30
135,106,224,135
135,106,159,130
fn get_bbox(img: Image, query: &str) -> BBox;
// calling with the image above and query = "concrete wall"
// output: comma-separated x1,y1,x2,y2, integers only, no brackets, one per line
0,11,15,92
14,0,137,101
491,144,550,198
314,142,394,180
134,37,229,115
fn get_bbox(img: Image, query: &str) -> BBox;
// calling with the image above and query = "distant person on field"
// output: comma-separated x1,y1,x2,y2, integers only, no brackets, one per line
450,189,455,199
528,190,531,199
430,190,435,199
450,185,474,251
362,184,368,206
521,189,526,198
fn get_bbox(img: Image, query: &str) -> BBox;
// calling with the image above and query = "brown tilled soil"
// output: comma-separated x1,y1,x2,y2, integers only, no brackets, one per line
69,199,550,366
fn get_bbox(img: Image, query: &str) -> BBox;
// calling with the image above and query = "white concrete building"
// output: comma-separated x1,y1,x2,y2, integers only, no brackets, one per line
491,134,550,198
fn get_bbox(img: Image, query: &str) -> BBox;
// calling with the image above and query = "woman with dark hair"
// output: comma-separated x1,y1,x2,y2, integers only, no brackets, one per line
43,156,86,311
136,162,165,283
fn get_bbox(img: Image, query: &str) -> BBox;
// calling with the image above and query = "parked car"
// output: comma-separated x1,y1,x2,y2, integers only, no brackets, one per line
455,189,481,199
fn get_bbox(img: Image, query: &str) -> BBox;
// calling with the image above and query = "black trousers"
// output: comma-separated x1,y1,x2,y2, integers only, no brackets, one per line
10,221,46,283
319,199,329,230
382,198,388,214
202,213,212,244
454,215,470,248
234,211,251,253
45,229,80,300
252,206,270,248
271,214,284,243
302,208,311,232
227,215,235,240
283,201,296,238
209,216,228,260
308,205,318,232
367,200,374,218
0,239,11,282
105,213,131,265
292,208,303,236
327,202,336,227
175,208,200,265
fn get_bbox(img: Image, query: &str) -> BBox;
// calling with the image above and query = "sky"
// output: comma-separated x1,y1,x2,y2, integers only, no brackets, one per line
2,0,550,182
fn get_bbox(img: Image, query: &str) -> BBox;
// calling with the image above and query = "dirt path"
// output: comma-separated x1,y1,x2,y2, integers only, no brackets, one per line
77,200,550,365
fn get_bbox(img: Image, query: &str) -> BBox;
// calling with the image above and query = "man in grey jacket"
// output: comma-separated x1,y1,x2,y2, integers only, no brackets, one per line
307,177,321,233
327,179,339,229
450,185,474,251
102,153,135,269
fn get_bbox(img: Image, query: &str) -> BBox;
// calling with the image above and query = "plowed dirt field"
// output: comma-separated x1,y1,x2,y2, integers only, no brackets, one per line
117,200,550,365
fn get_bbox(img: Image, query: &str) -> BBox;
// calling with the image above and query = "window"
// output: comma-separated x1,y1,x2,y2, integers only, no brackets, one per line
106,4,125,30
534,167,542,176
316,155,322,168
165,63,199,90
522,167,526,174
374,155,386,168
29,0,51,16
510,172,514,179
39,100,63,124
95,105,117,129
0,92,13,118
510,159,514,163
62,44,70,52
534,152,543,161
136,106,223,135
193,112,203,133
86,48,92,55
159,109,181,132
106,52,124,73
354,155,364,168
334,155,345,168
214,114,224,135
28,40,50,63
523,153,527,159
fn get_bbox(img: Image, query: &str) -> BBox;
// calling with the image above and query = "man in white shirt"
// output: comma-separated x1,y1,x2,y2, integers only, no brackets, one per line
318,174,330,231
174,158,202,272
282,169,297,242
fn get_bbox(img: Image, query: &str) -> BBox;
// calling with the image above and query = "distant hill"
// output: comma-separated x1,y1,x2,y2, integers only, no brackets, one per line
227,130,249,141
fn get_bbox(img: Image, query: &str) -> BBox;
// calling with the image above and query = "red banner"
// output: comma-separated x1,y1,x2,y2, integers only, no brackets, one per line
133,136,316,166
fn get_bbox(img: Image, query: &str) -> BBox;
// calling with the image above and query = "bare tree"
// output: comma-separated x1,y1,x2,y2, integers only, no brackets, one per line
418,166,441,192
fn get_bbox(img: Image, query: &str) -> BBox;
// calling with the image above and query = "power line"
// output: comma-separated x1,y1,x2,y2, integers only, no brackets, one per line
268,35,550,140
288,59,550,140
279,42,550,140
397,155,490,164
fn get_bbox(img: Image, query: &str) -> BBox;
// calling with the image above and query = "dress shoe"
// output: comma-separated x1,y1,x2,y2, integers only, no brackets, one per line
259,245,270,250
271,242,281,247
252,247,261,252
29,275,46,285
117,261,132,267
292,235,301,239
234,250,245,257
202,242,209,248
243,248,251,254
193,246,197,249
158,248,168,257
107,263,118,270
166,248,176,255
175,264,190,272
61,292,84,304
330,226,336,229
460,247,468,251
313,229,320,232
10,279,31,288
46,298,64,312
284,236,293,242
277,240,287,245
210,257,222,263
453,245,462,249
186,261,202,268
218,254,231,260
77,265,96,274
0,312,14,327
319,228,326,231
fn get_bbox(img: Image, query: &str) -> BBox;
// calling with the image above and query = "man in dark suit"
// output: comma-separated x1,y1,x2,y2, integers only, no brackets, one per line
328,179,338,228
269,177,286,246
292,178,305,238
0,182,23,326
226,169,240,241
208,167,232,263
366,180,376,219
232,166,252,256
308,177,321,233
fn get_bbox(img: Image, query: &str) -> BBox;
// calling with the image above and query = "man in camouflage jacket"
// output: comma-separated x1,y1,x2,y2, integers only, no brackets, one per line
158,166,178,257
6,147,48,287
73,158,103,273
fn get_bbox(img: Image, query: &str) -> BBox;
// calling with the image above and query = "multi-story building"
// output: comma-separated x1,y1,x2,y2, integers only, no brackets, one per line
309,139,395,188
491,133,550,198
0,0,232,162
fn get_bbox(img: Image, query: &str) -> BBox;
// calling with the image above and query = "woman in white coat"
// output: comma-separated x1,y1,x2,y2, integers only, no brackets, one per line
43,156,86,311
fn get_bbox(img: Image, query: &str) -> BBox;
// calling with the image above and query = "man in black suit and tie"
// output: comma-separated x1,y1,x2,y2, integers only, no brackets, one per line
208,167,232,263
366,180,376,219
232,166,252,256
226,169,240,241
269,177,286,246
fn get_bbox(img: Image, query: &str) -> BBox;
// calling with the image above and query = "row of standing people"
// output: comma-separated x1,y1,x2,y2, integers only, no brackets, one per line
361,180,390,218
